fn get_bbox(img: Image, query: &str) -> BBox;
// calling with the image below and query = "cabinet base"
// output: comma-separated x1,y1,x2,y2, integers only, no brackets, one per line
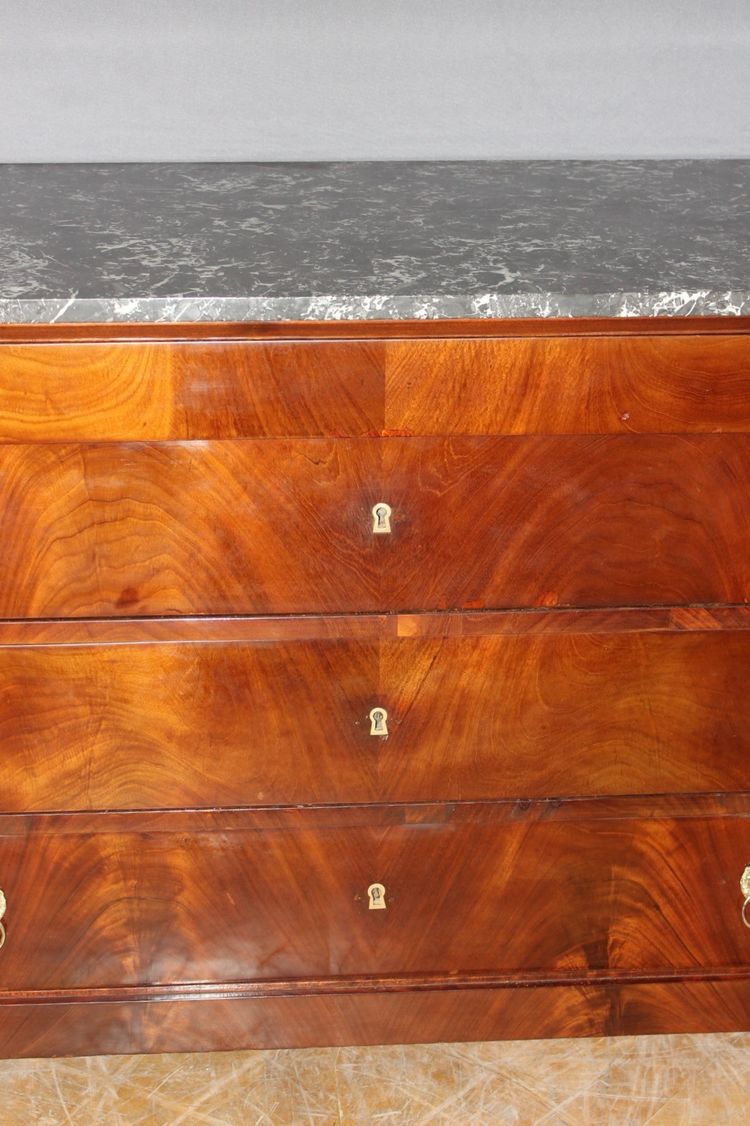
2,978,750,1059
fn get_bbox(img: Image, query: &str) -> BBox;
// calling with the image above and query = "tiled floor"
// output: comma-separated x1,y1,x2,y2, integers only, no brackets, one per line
2,1032,749,1125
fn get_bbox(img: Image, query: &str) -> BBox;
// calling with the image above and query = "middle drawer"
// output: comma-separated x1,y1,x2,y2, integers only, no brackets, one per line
3,617,749,812
0,435,749,617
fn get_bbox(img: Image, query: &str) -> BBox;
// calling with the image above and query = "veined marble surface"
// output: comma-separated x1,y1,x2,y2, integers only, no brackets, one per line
0,161,748,324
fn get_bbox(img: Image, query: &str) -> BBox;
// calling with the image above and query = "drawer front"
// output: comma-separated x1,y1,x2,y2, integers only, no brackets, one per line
386,334,750,435
1,809,750,991
1,435,749,617
1,334,749,441
0,341,384,440
3,627,750,812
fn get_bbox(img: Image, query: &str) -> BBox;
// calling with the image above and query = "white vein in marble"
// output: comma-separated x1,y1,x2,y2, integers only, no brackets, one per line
0,161,748,323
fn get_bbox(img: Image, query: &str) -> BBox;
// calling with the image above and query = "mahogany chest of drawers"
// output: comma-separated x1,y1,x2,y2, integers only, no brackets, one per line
2,317,750,1058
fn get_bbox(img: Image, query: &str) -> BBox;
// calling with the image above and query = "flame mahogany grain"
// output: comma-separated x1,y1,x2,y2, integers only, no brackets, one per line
3,624,750,811
3,319,750,1056
0,332,749,440
0,341,384,441
4,977,750,1057
1,804,750,993
385,334,750,436
1,435,750,616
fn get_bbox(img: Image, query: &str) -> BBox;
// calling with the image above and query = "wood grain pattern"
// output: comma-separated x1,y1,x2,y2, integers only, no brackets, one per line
0,639,376,811
4,976,750,1058
1,807,750,992
2,316,750,1059
1,333,749,440
4,627,750,811
1,435,750,617
0,341,383,441
386,335,750,435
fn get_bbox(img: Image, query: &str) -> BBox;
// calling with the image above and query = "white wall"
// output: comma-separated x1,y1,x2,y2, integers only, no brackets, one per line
1,0,748,161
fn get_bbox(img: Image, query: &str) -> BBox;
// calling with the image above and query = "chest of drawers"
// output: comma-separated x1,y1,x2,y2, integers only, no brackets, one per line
3,317,750,1058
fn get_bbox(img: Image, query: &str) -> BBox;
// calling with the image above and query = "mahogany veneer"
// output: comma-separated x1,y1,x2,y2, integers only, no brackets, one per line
1,332,750,440
3,623,750,810
2,434,750,616
2,802,750,994
5,979,750,1059
2,319,750,1057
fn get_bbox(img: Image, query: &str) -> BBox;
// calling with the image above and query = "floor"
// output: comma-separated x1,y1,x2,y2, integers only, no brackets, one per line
2,1032,749,1125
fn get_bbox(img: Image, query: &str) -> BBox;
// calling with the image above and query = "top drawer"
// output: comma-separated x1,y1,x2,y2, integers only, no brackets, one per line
1,334,750,440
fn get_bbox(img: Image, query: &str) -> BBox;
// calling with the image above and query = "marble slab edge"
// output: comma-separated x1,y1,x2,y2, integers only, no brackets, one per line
1,290,749,325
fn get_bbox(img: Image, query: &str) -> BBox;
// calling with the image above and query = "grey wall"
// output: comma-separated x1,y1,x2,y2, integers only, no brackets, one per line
1,0,748,161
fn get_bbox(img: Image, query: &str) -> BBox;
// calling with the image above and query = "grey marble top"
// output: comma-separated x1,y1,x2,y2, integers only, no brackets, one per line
0,161,748,324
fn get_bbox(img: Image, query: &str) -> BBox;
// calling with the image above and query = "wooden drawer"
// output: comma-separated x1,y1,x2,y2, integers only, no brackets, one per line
2,802,750,993
1,434,749,617
385,334,750,435
1,334,749,440
0,341,384,440
3,614,750,811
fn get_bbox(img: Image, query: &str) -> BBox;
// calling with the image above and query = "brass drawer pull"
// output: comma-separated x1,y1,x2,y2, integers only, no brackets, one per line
741,867,750,929
372,502,392,534
0,887,6,950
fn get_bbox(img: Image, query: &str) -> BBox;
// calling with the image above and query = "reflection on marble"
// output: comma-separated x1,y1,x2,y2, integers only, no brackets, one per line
0,161,748,323
3,1033,750,1124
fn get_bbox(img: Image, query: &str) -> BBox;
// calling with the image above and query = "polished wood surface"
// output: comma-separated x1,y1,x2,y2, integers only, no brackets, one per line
2,316,750,343
5,789,750,833
386,335,750,435
4,625,750,811
2,604,750,646
1,804,750,992
2,434,750,617
5,976,750,1058
0,341,383,441
2,319,750,1058
1,333,748,440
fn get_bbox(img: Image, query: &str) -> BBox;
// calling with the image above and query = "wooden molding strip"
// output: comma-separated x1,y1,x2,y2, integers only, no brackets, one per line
2,791,750,837
1,316,750,343
4,978,750,1055
4,964,750,1007
0,605,749,647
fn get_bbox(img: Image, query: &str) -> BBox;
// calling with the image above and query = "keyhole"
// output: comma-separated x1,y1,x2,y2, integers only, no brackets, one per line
369,707,389,736
372,502,392,534
367,883,387,910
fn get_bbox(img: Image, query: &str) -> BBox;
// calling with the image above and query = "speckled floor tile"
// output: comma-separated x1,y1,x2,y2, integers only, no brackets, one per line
2,1033,750,1125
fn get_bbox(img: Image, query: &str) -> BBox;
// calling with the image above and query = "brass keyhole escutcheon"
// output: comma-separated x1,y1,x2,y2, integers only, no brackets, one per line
741,867,750,929
372,502,392,535
0,887,6,951
367,883,387,910
369,707,389,737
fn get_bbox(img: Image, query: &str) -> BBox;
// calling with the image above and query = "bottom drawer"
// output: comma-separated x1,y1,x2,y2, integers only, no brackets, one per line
1,802,750,993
